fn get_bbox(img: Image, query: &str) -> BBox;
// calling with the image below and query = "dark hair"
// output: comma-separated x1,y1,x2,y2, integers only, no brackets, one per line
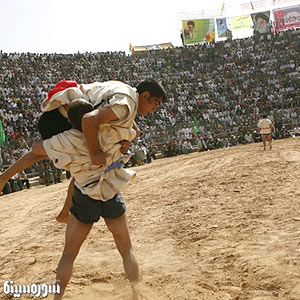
187,20,195,27
136,79,167,102
68,99,94,131
38,108,72,139
255,13,269,23
262,114,267,118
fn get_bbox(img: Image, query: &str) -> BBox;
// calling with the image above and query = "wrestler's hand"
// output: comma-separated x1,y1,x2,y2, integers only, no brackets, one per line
90,151,107,166
120,140,130,154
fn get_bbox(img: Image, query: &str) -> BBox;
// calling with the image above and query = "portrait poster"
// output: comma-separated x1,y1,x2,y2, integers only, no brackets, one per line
216,18,228,38
182,19,215,45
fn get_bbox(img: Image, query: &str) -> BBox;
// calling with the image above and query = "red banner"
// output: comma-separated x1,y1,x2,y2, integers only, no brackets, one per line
273,5,300,32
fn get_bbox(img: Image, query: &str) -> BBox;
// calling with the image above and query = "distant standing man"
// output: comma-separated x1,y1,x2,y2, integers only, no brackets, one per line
258,114,273,150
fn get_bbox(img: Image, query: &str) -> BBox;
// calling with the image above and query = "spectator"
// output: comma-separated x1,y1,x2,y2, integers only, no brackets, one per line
294,125,300,136
245,132,254,143
182,139,193,154
166,140,177,157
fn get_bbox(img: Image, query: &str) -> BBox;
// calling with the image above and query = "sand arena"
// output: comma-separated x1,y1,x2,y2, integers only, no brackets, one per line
1,138,300,300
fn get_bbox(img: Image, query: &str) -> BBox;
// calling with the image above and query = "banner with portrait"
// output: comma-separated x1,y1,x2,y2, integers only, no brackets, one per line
273,5,300,32
231,15,251,30
216,18,228,38
182,19,215,45
251,11,272,34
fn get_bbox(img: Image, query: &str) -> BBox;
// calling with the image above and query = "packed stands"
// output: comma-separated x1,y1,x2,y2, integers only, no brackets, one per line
0,29,299,166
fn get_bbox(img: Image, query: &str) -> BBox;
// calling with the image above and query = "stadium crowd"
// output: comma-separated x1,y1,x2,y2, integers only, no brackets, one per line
0,28,300,183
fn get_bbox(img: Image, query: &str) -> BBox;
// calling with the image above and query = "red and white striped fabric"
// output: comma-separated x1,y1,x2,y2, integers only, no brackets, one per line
41,80,87,114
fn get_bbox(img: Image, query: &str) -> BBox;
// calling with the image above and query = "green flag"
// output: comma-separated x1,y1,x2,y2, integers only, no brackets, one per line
192,114,200,133
0,119,6,147
221,2,225,12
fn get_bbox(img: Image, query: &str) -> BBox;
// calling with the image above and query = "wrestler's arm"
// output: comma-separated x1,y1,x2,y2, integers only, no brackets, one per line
119,121,140,154
257,121,261,133
32,140,48,156
133,121,140,137
82,106,119,165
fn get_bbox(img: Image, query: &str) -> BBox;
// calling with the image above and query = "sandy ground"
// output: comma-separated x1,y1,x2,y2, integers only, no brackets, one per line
1,138,300,300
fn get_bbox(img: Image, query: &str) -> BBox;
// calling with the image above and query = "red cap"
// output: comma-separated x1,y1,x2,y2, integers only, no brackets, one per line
48,80,78,100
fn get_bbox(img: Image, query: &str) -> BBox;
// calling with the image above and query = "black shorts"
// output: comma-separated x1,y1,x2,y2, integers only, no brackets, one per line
70,186,126,224
37,109,72,139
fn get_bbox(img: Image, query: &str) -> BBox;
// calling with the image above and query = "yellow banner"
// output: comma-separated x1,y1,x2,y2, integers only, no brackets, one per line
231,15,251,30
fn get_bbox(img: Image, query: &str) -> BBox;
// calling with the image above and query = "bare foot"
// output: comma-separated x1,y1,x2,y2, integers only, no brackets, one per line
55,212,69,224
131,283,145,300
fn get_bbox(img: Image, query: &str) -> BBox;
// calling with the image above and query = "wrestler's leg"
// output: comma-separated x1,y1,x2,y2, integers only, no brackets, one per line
261,134,267,150
56,177,75,224
54,214,92,300
267,134,272,150
105,213,144,300
0,150,46,194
